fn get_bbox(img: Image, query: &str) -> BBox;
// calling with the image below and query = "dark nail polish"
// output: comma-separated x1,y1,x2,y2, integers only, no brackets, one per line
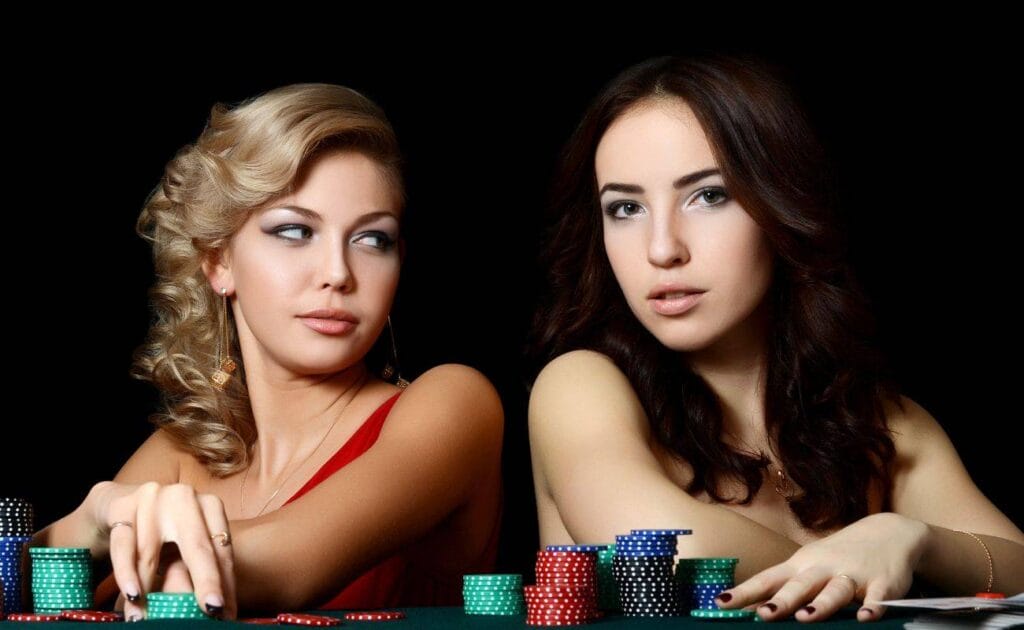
126,592,140,602
206,603,224,616
802,605,816,615
717,592,732,603
127,614,141,623
761,602,778,613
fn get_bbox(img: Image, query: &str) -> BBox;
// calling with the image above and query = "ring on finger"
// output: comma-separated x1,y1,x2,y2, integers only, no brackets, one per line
107,521,134,535
835,573,858,592
210,531,231,547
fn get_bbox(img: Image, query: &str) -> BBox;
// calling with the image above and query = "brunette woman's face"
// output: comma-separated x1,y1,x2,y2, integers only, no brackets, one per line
208,150,403,378
596,98,774,355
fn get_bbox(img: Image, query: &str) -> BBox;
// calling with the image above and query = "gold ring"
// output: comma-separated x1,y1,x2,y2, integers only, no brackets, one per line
210,531,231,547
835,574,858,591
107,521,134,535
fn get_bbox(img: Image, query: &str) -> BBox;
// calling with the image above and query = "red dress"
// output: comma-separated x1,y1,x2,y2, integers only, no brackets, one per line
283,390,501,609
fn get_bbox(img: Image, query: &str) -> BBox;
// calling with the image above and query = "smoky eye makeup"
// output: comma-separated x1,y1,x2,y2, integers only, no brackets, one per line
603,200,644,220
269,224,313,241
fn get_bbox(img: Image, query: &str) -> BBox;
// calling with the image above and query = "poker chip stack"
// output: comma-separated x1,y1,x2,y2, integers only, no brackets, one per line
29,547,93,614
145,592,208,620
677,557,755,620
461,574,525,616
525,548,600,625
595,544,619,611
1,497,35,614
612,529,691,617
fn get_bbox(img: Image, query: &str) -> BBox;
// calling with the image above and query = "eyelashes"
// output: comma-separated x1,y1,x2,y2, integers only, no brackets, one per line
273,225,314,241
270,225,396,250
603,186,729,220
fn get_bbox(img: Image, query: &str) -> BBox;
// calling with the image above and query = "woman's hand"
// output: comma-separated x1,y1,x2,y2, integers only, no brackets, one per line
715,512,930,622
87,480,236,620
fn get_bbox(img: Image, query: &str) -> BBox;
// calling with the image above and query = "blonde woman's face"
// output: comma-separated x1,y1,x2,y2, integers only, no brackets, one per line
595,98,774,355
218,150,402,378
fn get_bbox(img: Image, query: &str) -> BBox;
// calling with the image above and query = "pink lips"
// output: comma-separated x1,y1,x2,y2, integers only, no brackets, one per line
297,308,358,335
647,283,706,316
299,318,356,335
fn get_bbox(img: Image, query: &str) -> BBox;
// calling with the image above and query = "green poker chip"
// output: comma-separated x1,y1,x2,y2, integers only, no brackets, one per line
690,608,757,619
28,547,90,554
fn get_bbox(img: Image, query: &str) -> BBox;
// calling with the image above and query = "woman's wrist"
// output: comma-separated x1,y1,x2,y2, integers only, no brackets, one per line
872,512,931,568
81,480,121,552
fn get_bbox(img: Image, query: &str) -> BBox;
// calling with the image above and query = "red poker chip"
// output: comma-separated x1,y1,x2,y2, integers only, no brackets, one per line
61,609,122,622
975,592,1007,599
277,612,342,626
240,618,281,624
6,613,63,622
343,611,406,621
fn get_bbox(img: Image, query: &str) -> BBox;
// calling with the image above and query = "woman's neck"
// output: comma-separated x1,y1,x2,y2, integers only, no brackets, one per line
685,302,772,451
246,361,370,478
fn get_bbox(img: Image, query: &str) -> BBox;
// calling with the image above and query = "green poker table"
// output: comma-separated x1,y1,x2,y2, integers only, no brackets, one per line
0,606,916,626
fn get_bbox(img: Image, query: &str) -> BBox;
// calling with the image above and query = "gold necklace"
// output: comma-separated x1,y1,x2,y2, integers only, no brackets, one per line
240,370,367,518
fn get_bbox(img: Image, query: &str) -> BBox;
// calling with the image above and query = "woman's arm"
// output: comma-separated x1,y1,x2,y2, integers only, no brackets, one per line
888,395,1024,593
228,363,504,612
32,363,503,618
719,395,1024,622
28,428,183,556
529,349,799,580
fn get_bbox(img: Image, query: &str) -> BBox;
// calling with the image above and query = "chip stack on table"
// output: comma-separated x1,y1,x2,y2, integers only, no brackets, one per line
461,574,525,616
677,557,756,620
525,547,600,625
145,592,209,620
29,547,93,614
612,529,691,617
0,497,34,614
595,544,619,611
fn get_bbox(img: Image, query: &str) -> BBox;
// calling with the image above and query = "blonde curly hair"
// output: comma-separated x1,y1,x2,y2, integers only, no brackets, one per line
131,83,405,477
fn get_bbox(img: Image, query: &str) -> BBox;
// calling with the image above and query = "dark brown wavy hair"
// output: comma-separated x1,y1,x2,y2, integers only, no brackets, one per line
528,53,903,530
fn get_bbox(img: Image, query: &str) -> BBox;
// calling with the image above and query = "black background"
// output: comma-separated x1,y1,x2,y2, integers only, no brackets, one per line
2,31,1020,580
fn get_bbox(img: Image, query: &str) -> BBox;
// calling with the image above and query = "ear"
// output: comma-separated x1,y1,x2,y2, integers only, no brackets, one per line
201,248,234,296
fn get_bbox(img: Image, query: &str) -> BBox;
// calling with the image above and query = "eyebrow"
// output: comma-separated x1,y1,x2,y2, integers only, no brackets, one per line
273,205,398,225
598,168,721,197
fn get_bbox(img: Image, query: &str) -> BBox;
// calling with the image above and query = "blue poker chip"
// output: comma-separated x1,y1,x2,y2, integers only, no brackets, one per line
544,544,609,552
615,543,676,551
614,550,675,558
630,529,693,538
690,583,731,592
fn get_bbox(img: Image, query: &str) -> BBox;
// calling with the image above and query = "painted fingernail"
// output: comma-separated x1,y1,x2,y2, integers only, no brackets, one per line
801,605,816,615
127,614,141,623
761,602,778,613
126,591,140,602
206,603,224,616
717,592,732,603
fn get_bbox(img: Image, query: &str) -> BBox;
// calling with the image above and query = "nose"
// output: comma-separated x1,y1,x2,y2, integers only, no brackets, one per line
321,236,353,292
646,207,690,268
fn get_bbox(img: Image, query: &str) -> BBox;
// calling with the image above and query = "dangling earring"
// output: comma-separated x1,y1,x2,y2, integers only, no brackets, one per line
211,287,237,391
382,315,410,389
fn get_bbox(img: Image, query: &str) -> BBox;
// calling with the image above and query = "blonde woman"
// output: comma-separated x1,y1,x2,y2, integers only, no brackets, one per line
29,83,504,620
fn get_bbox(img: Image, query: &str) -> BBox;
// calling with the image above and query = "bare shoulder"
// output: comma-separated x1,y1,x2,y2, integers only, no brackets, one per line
531,349,634,403
882,393,949,457
529,349,648,440
112,427,186,485
385,363,503,439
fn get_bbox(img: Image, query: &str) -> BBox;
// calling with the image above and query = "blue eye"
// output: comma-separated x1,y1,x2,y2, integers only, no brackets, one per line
274,225,313,241
604,201,644,220
355,231,396,250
